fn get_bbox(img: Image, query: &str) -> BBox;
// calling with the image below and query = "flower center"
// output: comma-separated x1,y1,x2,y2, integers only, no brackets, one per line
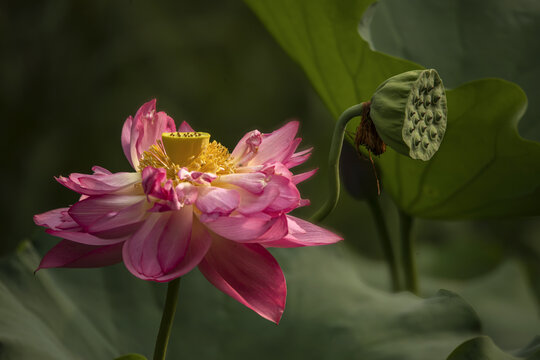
138,132,235,181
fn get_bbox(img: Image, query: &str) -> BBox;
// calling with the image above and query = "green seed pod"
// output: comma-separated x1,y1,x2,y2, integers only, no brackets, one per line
369,69,447,161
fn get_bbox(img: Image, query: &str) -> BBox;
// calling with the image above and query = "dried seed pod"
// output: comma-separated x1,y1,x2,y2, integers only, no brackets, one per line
369,69,447,161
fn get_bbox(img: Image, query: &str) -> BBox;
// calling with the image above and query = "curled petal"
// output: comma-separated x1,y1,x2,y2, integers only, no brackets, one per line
263,176,301,216
178,168,216,185
231,130,263,166
262,215,343,248
142,167,168,198
142,167,198,211
37,240,123,270
245,121,300,166
198,235,286,323
214,172,267,194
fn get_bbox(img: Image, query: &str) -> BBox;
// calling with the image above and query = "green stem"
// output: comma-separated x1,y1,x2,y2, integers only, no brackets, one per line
399,211,418,294
153,277,181,360
311,103,366,223
367,198,400,292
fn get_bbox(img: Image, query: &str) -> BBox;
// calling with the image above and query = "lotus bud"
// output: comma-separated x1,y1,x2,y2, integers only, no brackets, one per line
359,69,448,161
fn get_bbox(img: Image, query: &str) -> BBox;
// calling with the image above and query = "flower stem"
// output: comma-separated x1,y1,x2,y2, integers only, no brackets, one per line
399,211,418,294
311,103,366,223
366,197,400,292
153,277,181,360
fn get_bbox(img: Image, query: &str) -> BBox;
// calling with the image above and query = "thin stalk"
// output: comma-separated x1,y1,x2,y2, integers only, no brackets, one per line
366,197,400,292
153,277,181,360
399,211,418,294
311,103,366,223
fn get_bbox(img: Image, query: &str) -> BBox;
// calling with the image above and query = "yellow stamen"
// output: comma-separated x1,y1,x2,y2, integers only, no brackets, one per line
190,140,236,175
138,141,181,180
138,132,235,182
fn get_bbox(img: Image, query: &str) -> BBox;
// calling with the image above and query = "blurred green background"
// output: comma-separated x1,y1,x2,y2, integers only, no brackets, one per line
3,0,538,278
1,0,540,358
2,0,540,303
1,0,337,254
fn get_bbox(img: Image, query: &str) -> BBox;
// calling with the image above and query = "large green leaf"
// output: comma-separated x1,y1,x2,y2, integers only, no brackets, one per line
448,336,540,360
356,253,540,352
448,337,523,360
245,0,540,218
114,355,147,360
368,0,540,141
1,239,535,359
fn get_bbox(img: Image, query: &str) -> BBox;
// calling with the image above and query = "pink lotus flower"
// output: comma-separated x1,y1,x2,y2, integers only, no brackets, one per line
34,99,342,323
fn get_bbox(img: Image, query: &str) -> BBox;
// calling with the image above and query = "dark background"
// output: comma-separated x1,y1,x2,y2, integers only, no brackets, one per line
1,0,339,254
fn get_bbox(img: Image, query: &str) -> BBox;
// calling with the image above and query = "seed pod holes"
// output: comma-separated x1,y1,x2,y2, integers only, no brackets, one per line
369,69,448,160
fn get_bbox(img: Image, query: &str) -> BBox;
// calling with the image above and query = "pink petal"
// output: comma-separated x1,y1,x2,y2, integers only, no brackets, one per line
198,235,286,323
263,215,343,248
123,206,208,282
37,240,123,270
136,111,175,158
78,172,141,194
122,115,135,168
45,229,126,246
235,185,280,215
233,174,297,216
156,219,212,282
91,166,112,175
292,169,318,184
284,147,313,169
250,121,299,165
256,214,289,242
86,198,149,238
157,209,192,272
178,168,216,185
142,167,168,198
68,194,147,230
231,130,263,166
127,100,177,169
215,172,267,194
178,121,195,132
200,213,276,242
261,162,293,180
34,208,73,230
195,187,239,217
57,171,141,196
263,176,301,216
279,137,302,167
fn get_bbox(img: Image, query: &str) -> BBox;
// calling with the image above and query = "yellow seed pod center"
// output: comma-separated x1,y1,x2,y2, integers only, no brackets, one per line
161,132,210,167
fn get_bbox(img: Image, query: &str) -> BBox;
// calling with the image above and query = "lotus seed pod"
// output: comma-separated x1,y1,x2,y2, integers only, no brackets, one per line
369,69,447,161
